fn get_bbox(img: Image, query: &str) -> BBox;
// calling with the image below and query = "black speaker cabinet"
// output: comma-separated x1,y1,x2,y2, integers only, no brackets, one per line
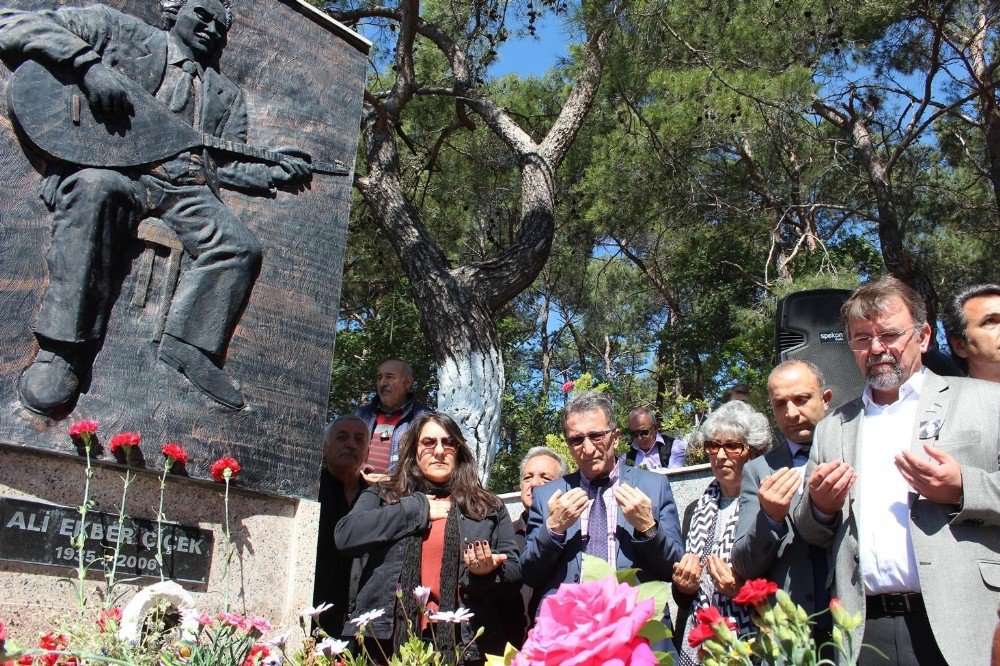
775,289,864,412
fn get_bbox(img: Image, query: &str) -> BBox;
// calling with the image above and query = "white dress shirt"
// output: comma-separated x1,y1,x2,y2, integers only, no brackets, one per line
856,367,926,594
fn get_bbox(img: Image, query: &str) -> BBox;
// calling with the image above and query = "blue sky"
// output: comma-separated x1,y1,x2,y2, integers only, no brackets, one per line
489,13,571,78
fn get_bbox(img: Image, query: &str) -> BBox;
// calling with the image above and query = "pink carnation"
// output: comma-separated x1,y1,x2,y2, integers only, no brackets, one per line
514,575,658,666
561,381,575,394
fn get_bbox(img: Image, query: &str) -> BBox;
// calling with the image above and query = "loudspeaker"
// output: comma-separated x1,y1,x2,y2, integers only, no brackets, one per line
775,289,864,412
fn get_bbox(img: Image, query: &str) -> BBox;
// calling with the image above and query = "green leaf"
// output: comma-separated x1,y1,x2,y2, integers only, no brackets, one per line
615,567,640,585
635,580,670,613
652,649,676,666
581,554,616,582
638,619,671,644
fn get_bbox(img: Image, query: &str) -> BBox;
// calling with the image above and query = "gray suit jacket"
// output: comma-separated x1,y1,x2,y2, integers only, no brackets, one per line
794,370,1000,664
731,443,830,616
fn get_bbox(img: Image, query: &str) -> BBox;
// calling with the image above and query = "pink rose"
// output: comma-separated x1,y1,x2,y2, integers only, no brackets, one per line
514,575,658,666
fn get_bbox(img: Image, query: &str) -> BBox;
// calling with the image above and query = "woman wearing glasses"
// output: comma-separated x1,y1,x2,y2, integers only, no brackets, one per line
672,400,770,665
335,412,520,664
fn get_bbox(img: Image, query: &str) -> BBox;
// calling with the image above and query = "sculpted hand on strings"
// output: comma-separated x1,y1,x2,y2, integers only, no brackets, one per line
270,146,312,186
80,61,133,119
545,487,589,534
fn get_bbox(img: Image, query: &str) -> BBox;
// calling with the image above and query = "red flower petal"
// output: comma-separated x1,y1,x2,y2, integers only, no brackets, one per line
210,457,241,482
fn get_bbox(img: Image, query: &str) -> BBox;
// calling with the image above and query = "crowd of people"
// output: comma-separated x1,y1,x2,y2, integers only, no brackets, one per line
313,278,1000,666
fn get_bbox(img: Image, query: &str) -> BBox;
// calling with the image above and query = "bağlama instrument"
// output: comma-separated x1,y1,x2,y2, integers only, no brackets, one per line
5,59,348,176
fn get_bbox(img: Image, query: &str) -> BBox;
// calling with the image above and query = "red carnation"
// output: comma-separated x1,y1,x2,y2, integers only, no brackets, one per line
733,578,779,608
688,606,737,649
95,608,122,632
241,645,270,666
68,420,98,438
108,432,141,454
1,619,7,642
162,442,188,466
211,457,241,482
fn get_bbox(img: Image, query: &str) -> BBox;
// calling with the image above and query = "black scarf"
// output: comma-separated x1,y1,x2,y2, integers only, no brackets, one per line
394,485,463,662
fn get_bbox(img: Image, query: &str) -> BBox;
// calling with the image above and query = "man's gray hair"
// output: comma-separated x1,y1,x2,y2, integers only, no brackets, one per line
841,276,927,335
326,414,370,444
769,359,825,390
161,0,233,29
519,446,569,478
700,400,771,453
563,391,616,429
381,359,414,377
628,405,658,423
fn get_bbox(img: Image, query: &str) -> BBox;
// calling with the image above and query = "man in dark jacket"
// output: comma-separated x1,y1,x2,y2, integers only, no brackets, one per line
357,359,431,475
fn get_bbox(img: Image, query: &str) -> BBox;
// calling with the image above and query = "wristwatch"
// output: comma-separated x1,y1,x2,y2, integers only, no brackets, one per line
638,522,658,540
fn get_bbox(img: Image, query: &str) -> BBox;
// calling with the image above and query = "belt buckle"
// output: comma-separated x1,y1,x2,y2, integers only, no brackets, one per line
883,594,911,614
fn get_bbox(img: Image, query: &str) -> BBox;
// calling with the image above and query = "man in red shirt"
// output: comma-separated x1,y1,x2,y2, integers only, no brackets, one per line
357,359,431,476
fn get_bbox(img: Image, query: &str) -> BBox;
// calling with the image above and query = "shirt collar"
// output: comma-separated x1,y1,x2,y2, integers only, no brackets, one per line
166,34,202,72
581,460,620,493
861,365,926,410
786,438,810,458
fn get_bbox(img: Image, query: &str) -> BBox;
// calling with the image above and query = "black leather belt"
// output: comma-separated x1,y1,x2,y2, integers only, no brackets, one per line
866,593,924,617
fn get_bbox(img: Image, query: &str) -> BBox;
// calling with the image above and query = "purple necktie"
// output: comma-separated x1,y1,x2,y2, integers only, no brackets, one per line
585,478,610,560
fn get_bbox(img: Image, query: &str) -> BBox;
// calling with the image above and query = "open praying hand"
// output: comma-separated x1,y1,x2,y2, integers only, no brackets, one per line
463,540,507,576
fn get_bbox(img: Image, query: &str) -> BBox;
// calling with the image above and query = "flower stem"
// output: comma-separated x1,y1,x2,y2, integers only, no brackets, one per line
75,434,94,611
155,459,172,582
105,448,134,601
222,475,233,612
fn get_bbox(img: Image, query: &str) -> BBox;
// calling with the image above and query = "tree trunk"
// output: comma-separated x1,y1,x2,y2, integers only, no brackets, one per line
970,2,1000,215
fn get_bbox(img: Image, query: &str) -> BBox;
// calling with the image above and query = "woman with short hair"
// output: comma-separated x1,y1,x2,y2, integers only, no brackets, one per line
672,400,771,664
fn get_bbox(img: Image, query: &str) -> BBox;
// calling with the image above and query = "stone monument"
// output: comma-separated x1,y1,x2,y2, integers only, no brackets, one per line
0,0,368,634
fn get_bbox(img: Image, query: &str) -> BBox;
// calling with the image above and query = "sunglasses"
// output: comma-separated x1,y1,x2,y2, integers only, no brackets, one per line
418,436,458,453
629,428,653,438
565,429,615,448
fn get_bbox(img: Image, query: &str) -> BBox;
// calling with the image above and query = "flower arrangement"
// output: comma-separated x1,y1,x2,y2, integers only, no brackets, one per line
488,555,673,666
684,579,867,666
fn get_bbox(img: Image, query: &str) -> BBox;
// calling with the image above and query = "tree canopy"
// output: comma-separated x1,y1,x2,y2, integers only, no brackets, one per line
323,0,1000,492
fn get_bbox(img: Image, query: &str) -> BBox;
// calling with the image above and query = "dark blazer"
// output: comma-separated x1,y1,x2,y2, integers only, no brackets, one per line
521,465,684,627
794,371,1000,664
731,443,830,616
334,485,521,660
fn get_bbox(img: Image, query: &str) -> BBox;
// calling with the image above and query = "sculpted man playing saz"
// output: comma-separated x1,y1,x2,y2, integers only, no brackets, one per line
0,0,346,414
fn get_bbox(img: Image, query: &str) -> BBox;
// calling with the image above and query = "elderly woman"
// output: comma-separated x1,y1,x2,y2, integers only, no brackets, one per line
334,412,520,664
672,400,770,665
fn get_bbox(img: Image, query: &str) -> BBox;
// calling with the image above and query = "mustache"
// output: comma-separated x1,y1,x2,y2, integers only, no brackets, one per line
866,352,896,369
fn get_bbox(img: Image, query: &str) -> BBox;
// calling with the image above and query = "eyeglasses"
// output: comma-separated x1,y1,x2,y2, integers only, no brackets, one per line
704,439,747,456
418,437,458,453
566,429,615,448
847,326,918,351
628,428,653,438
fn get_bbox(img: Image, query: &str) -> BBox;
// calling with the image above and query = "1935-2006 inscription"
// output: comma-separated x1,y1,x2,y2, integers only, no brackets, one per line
0,497,212,585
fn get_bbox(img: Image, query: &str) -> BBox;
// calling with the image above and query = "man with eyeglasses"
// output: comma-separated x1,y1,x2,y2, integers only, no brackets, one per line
731,360,833,635
521,391,684,653
794,276,1000,666
621,406,687,470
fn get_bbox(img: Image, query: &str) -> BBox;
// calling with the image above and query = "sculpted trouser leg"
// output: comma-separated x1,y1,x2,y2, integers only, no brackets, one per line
143,178,262,355
144,177,261,409
19,168,144,415
36,168,145,344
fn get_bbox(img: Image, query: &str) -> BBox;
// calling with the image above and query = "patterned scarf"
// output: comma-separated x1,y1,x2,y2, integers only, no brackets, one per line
678,480,753,666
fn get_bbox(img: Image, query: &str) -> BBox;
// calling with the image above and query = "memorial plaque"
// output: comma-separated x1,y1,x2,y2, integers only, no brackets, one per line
0,497,214,584
0,0,369,498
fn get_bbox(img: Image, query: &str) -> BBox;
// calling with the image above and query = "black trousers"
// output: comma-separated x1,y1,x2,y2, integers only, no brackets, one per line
858,604,947,666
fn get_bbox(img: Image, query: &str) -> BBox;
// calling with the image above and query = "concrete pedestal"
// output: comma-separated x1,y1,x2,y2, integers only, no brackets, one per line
0,447,319,641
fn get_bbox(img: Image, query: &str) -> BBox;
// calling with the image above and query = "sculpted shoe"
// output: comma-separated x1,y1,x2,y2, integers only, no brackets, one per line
18,349,82,416
158,334,245,410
